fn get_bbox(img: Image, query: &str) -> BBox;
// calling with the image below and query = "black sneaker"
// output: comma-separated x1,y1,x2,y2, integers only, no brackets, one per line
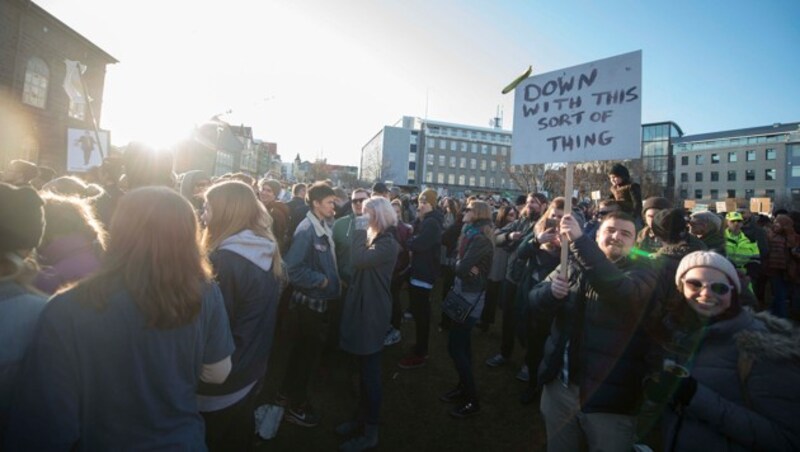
450,400,481,418
285,403,320,427
439,386,466,403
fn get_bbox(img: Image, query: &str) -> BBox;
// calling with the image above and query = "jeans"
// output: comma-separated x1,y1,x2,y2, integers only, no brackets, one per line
409,284,432,356
280,303,328,406
500,281,518,358
356,352,382,425
448,316,478,401
770,274,789,318
540,381,636,452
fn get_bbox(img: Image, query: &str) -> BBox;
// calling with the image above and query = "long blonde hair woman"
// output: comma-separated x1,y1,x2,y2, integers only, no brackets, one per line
198,180,284,451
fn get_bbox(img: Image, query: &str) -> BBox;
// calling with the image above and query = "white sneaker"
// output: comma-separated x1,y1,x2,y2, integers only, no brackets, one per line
516,365,530,382
384,328,402,346
402,311,414,322
485,353,507,368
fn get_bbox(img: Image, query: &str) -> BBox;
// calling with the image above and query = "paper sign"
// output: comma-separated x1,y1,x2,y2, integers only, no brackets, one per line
750,198,771,214
691,204,709,213
591,190,601,200
511,51,642,164
67,128,110,172
683,200,696,210
716,202,728,213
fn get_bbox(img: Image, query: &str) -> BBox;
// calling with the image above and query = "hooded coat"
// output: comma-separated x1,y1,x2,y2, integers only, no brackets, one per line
662,310,800,451
197,230,280,400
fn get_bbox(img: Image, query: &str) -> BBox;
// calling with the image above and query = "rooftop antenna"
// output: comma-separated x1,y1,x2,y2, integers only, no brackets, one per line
489,105,503,129
424,88,430,120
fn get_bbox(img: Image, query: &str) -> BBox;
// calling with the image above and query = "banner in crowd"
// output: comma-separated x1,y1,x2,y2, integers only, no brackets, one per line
511,50,642,164
67,128,110,172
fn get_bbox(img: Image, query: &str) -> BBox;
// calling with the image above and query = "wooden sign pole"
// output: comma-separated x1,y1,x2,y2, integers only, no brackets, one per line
560,162,574,279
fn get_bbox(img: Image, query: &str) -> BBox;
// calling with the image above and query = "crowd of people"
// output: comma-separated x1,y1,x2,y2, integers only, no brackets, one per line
1,148,799,451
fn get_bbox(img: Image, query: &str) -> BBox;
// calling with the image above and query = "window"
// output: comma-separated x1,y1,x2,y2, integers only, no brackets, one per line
426,154,435,166
745,188,754,198
695,172,703,182
711,154,720,164
439,155,446,166
68,98,86,120
746,150,756,161
680,173,688,182
490,160,497,171
728,152,737,162
481,144,488,154
489,177,495,187
681,156,689,166
479,176,485,186
437,173,444,183
491,146,497,156
458,175,465,185
695,155,705,165
450,141,457,151
22,57,49,108
727,189,736,198
793,166,800,177
439,140,446,150
480,160,487,171
501,147,507,156
680,189,688,199
766,148,776,160
460,142,467,152
448,174,455,184
695,189,703,199
407,170,415,182
449,156,456,168
468,176,475,186
470,158,476,170
459,157,466,169
501,178,507,188
425,172,433,183
727,171,736,181
710,171,719,182
765,169,776,181
409,152,416,161
408,162,416,170
471,143,477,153
710,189,719,199
427,138,436,149
766,189,775,198
745,170,755,181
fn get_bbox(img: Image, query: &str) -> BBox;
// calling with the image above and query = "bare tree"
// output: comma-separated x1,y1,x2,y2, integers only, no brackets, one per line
308,158,332,182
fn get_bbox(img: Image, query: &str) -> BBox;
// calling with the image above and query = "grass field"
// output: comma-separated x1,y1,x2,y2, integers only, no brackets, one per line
255,286,548,451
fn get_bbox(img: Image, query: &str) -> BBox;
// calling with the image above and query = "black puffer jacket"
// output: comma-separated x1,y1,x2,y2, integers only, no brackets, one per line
530,234,657,415
454,219,494,293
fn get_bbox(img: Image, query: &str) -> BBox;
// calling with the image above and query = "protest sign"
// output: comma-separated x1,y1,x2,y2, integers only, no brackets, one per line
511,51,642,165
716,201,728,213
750,198,771,215
683,200,696,210
591,190,601,200
67,128,110,172
691,204,709,213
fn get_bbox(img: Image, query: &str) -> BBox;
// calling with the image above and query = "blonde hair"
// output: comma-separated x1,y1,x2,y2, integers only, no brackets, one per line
203,181,284,279
364,196,397,241
467,200,494,243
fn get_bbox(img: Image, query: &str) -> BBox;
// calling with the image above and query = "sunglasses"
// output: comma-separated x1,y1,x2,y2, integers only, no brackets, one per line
683,278,733,296
352,198,367,204
597,210,613,216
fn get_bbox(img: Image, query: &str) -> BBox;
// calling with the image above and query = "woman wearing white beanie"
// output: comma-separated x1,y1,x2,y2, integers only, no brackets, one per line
643,251,800,451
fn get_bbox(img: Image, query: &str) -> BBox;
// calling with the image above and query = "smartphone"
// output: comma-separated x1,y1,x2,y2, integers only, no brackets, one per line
545,218,558,230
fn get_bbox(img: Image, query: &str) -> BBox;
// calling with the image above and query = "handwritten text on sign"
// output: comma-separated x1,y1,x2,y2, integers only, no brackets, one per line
511,51,642,164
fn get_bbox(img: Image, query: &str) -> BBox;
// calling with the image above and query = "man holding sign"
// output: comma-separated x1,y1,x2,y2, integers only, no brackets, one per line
529,212,656,452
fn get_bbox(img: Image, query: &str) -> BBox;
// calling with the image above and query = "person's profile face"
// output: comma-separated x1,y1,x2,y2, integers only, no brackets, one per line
315,195,337,220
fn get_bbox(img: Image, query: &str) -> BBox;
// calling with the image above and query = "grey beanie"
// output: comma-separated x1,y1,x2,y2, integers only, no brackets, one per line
675,251,741,293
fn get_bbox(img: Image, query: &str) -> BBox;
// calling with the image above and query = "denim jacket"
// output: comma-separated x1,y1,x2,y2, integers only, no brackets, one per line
285,211,341,303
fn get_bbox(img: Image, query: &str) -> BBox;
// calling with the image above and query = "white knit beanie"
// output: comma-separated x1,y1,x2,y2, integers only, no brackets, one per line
675,251,741,293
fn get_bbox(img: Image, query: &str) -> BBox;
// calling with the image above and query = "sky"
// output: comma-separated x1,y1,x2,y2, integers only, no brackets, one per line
38,0,800,167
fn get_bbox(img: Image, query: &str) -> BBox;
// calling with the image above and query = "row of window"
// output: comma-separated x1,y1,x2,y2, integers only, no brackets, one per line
674,134,786,153
424,154,505,172
680,188,776,200
22,56,87,120
680,149,777,165
424,126,512,144
423,172,510,188
680,169,778,183
426,138,510,156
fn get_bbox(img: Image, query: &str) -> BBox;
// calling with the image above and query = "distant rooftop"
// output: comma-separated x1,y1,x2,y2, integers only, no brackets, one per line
674,122,800,144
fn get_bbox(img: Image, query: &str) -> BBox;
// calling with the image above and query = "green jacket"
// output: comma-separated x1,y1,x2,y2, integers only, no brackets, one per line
333,214,356,286
725,229,760,268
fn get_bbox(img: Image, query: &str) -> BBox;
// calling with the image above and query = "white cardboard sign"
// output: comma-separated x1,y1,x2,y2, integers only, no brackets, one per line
67,128,109,172
511,51,642,165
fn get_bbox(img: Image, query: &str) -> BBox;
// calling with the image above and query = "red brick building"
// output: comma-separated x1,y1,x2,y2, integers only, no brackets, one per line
0,0,117,172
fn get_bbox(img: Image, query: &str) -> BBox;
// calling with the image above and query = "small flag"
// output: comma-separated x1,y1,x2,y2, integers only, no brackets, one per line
63,59,90,104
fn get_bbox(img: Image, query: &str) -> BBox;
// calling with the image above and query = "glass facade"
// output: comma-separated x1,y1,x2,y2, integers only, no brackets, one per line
641,122,683,198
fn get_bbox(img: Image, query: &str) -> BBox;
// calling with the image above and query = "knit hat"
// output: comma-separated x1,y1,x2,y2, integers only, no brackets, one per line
726,211,743,222
642,197,671,215
652,208,688,244
0,182,45,253
675,251,741,293
608,163,630,181
690,211,722,232
419,188,437,207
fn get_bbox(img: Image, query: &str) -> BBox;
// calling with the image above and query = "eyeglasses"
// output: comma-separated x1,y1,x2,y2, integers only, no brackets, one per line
682,278,733,296
352,198,367,204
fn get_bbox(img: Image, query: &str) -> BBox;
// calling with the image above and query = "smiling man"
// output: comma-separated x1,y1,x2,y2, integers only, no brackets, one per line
529,211,657,452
